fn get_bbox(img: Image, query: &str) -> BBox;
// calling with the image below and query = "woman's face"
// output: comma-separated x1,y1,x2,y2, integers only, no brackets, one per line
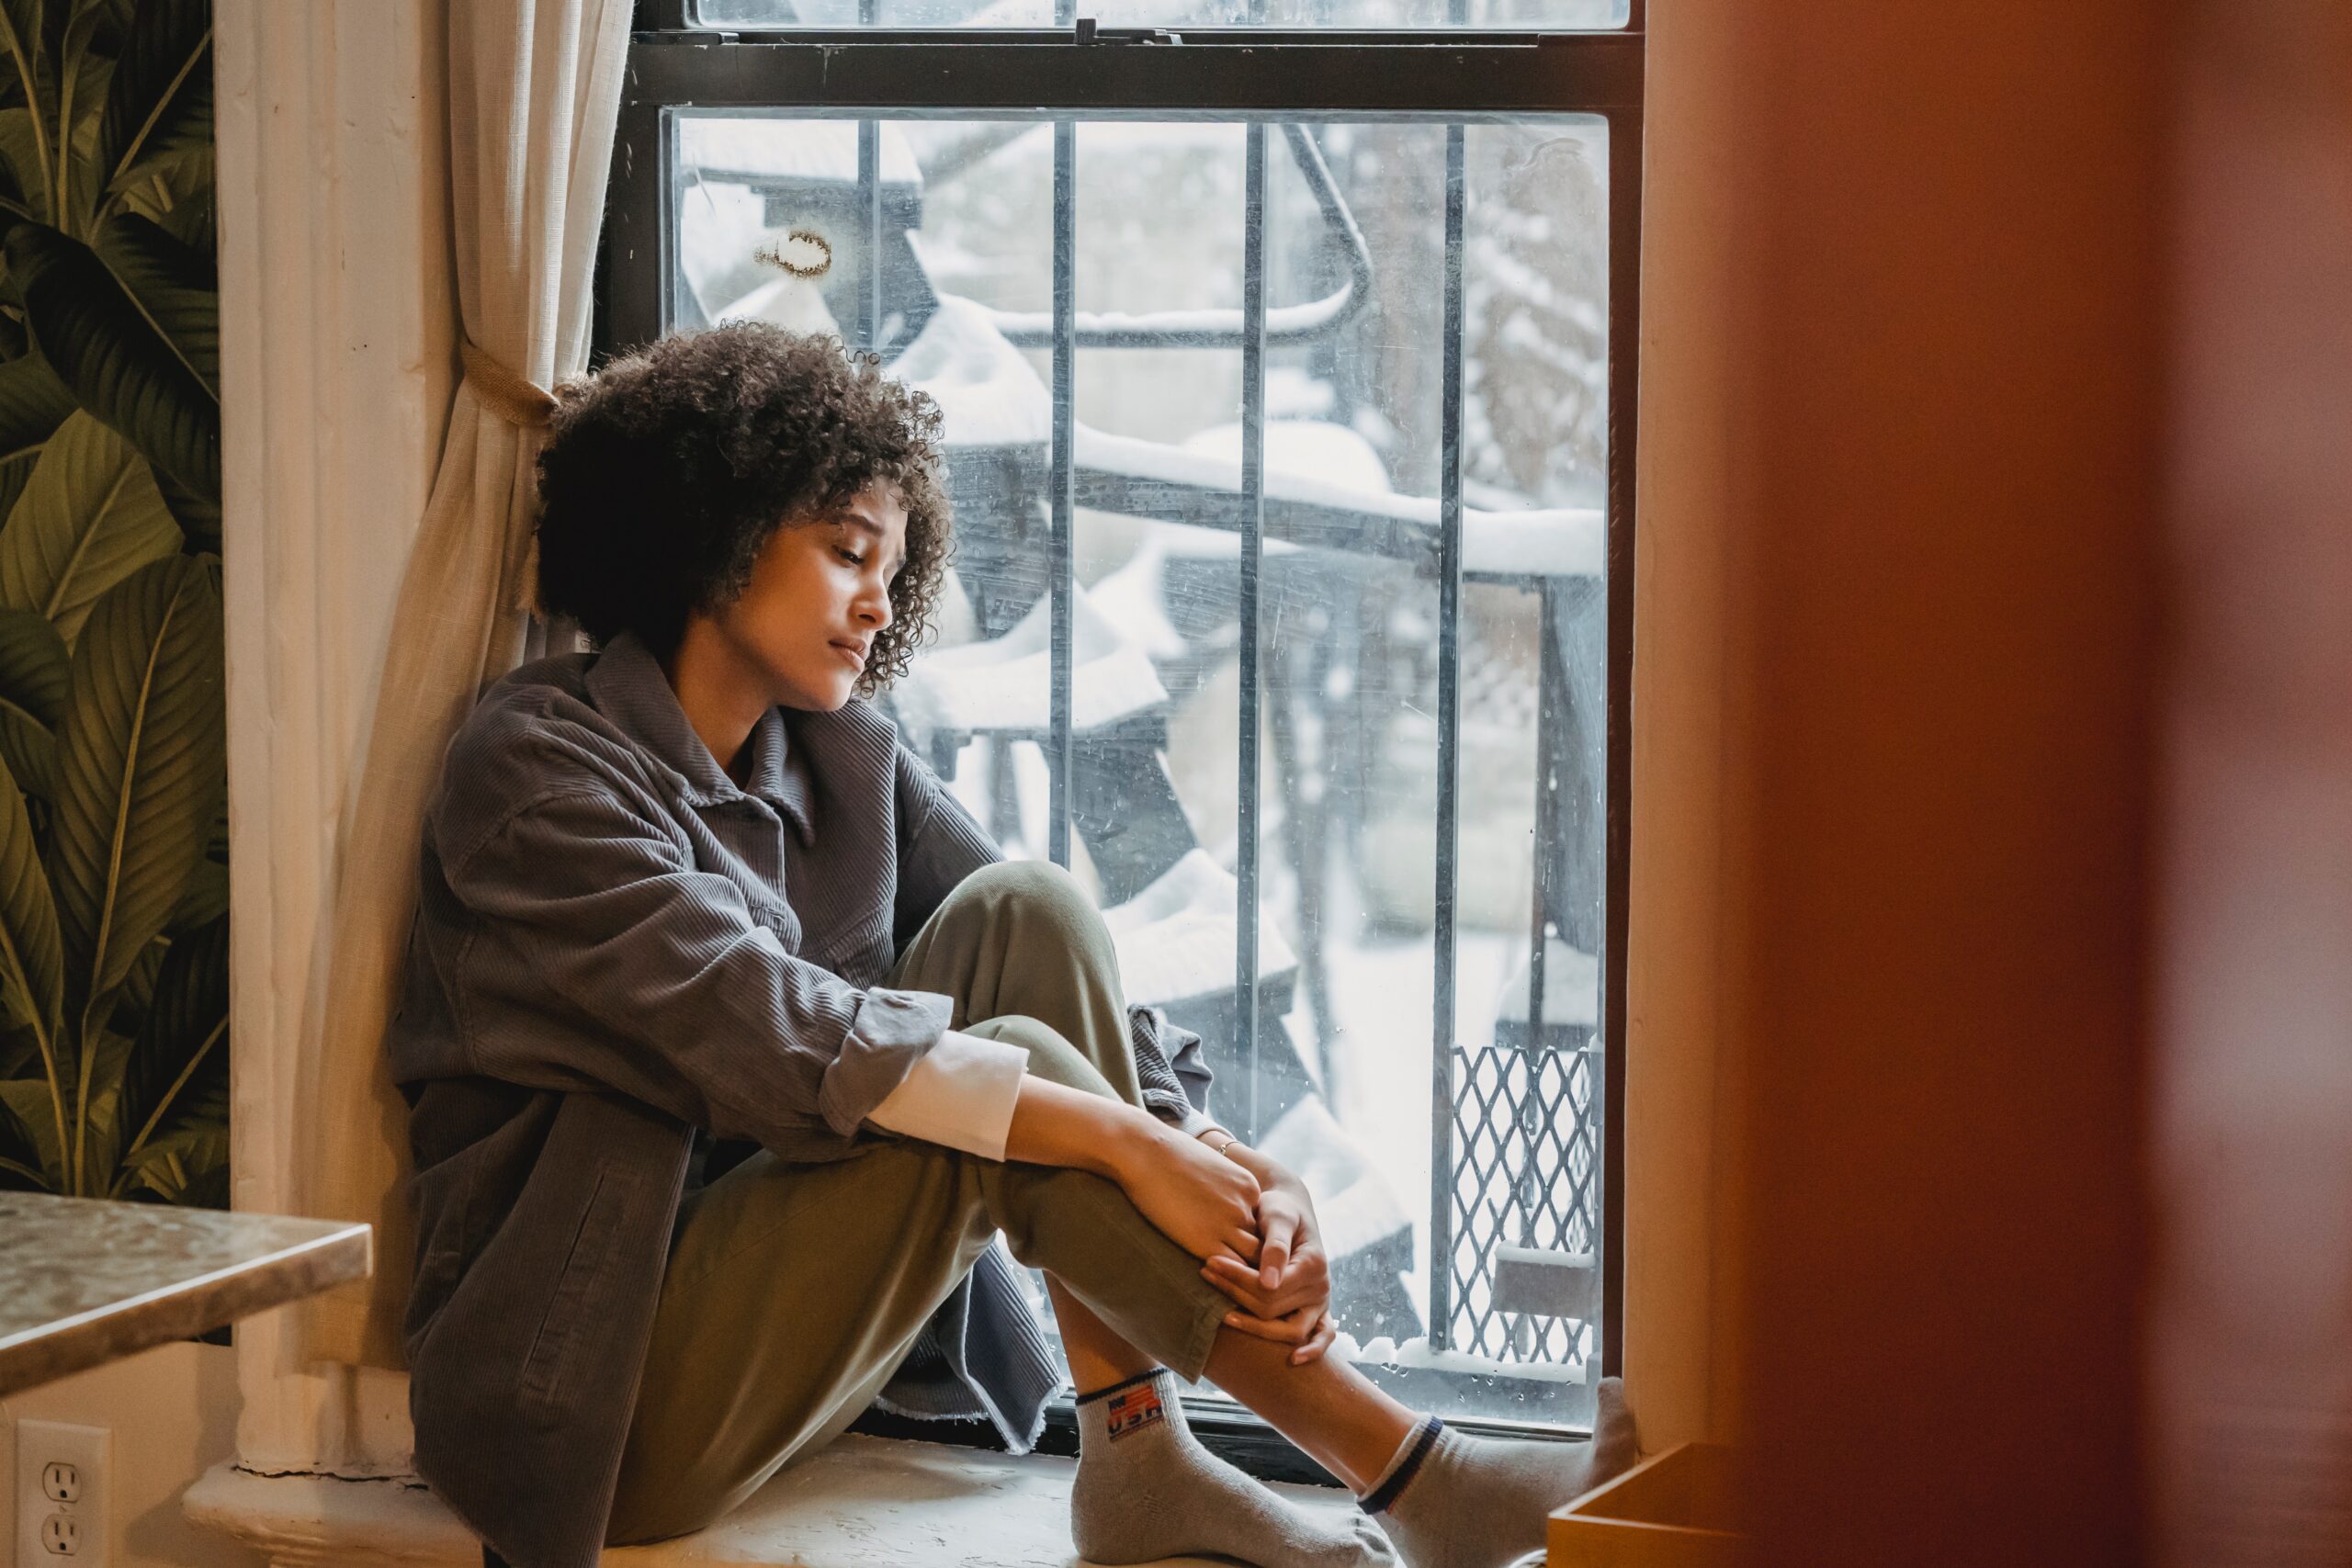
710,479,908,712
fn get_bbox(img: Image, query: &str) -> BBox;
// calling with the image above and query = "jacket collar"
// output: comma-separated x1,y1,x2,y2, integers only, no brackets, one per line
583,631,816,842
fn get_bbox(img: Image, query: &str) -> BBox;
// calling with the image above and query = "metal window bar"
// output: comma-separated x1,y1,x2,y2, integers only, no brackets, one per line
1048,119,1077,869
1236,122,1268,1141
1428,120,1466,1353
603,22,1644,1421
856,119,879,347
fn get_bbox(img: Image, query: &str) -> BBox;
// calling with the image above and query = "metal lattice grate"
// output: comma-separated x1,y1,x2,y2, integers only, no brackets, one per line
1444,1040,1600,1366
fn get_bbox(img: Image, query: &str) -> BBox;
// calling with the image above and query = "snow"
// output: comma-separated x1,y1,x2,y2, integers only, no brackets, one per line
679,115,924,187
1099,849,1301,1009
985,284,1359,344
1493,935,1600,1028
890,585,1168,736
886,297,1604,581
1183,419,1394,496
712,274,841,336
1332,1331,1591,1385
888,295,1052,447
1084,542,1193,660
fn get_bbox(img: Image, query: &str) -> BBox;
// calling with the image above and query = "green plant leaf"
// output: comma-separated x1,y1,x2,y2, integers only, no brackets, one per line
49,552,217,1032
0,351,74,529
0,4,55,221
0,712,62,1077
111,908,215,1157
0,336,74,460
74,1020,128,1182
0,1017,36,1075
6,220,217,504
119,156,203,254
0,1063,45,1187
0,604,64,797
0,105,36,222
0,1072,58,1184
0,603,64,720
101,67,200,203
0,409,179,646
91,209,208,396
95,0,201,198
120,1069,220,1190
50,1,110,235
164,834,216,924
100,919,156,1028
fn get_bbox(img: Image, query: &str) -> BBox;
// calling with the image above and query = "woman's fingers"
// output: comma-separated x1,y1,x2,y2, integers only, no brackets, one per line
1202,1262,1276,1317
1220,1302,1323,1346
1257,1207,1297,1290
1203,1254,1325,1318
1290,1310,1337,1364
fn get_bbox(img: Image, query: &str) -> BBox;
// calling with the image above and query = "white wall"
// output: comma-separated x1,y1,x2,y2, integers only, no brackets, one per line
215,0,452,1475
1,1342,262,1568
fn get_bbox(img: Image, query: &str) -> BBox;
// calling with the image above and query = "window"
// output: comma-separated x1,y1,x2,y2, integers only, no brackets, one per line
606,1,1641,1459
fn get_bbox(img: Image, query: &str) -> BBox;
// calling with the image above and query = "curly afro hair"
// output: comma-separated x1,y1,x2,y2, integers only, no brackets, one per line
535,323,952,693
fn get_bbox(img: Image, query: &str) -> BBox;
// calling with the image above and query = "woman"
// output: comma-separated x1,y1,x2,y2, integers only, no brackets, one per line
390,324,1637,1568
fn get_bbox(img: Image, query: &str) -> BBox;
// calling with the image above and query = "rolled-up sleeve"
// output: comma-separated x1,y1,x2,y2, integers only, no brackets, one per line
1129,1002,1217,1137
443,779,953,1149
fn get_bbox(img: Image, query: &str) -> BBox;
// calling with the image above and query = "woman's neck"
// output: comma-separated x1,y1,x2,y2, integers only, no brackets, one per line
662,621,773,785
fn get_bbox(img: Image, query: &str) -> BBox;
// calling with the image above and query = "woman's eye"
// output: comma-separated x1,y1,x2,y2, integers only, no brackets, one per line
839,548,865,567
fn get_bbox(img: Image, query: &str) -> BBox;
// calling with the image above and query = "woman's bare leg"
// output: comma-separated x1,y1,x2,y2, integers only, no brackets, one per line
1202,1326,1419,1493
1047,1259,1417,1493
1046,1278,1157,1390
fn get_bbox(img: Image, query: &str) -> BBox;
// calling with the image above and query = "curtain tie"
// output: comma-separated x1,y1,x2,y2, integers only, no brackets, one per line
460,337,558,428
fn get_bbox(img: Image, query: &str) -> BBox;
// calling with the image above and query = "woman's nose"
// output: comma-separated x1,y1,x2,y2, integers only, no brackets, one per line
854,581,891,629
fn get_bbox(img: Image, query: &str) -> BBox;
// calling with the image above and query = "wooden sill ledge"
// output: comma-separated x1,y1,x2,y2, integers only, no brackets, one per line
186,1432,1362,1568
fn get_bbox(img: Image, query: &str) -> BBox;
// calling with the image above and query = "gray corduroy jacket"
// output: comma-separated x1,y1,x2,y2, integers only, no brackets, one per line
386,633,1208,1568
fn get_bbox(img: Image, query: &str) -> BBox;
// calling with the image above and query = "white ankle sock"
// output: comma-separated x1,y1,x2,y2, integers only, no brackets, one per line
1071,1369,1397,1568
1359,1377,1639,1568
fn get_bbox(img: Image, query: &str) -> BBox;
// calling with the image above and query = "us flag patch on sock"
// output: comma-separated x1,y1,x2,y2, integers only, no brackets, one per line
1105,1382,1166,1442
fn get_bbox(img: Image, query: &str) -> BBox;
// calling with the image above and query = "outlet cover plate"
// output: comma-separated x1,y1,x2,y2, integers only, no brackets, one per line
14,1420,107,1568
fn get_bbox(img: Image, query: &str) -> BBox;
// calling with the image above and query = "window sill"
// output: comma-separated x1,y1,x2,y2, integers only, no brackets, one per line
185,1433,1361,1567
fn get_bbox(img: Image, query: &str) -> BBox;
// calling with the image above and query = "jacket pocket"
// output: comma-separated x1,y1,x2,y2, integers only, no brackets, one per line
517,1161,636,1414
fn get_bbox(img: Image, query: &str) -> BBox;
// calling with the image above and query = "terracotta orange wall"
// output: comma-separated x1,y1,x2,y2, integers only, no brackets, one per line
1681,1,2169,1561
1621,0,1745,1451
2145,3,2352,1561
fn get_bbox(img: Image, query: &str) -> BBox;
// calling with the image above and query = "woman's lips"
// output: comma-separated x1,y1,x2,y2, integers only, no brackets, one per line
831,641,868,670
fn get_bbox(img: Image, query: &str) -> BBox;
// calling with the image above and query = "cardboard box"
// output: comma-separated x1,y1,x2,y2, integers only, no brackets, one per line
1548,1441,1747,1568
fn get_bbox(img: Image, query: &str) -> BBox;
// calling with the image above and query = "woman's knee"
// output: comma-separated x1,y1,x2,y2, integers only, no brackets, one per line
971,1014,1118,1100
944,859,1106,943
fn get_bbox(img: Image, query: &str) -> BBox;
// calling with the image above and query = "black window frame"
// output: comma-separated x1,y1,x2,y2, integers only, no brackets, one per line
600,0,1642,1483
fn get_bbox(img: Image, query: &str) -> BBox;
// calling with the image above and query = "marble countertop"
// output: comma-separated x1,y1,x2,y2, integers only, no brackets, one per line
0,1193,370,1395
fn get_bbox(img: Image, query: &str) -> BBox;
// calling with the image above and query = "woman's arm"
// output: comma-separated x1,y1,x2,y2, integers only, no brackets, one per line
1004,1075,1264,1265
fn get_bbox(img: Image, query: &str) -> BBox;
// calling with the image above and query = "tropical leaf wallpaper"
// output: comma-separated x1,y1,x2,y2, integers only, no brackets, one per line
0,0,225,1207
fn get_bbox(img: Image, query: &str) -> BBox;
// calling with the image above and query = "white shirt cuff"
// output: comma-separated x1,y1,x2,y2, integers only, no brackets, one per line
865,1028,1031,1161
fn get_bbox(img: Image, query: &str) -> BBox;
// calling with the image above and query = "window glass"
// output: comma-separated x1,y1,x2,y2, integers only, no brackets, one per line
694,0,1628,30
672,109,1610,1427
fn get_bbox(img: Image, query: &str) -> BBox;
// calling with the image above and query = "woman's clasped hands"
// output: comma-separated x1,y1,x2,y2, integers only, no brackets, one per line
1108,1120,1337,1365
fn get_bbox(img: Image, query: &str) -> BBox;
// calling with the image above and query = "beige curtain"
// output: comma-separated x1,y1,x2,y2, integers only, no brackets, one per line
294,0,634,1369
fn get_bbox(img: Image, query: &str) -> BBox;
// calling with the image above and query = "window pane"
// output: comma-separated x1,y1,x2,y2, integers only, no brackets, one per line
694,0,1628,30
666,107,1611,1430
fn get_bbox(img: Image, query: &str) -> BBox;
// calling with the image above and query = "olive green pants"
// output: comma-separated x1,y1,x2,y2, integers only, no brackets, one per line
605,860,1232,1545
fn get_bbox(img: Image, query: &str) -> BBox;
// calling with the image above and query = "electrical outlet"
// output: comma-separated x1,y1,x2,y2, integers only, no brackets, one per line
14,1421,107,1568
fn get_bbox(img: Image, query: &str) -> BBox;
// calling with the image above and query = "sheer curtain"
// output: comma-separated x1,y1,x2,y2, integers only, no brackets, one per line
295,0,634,1369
